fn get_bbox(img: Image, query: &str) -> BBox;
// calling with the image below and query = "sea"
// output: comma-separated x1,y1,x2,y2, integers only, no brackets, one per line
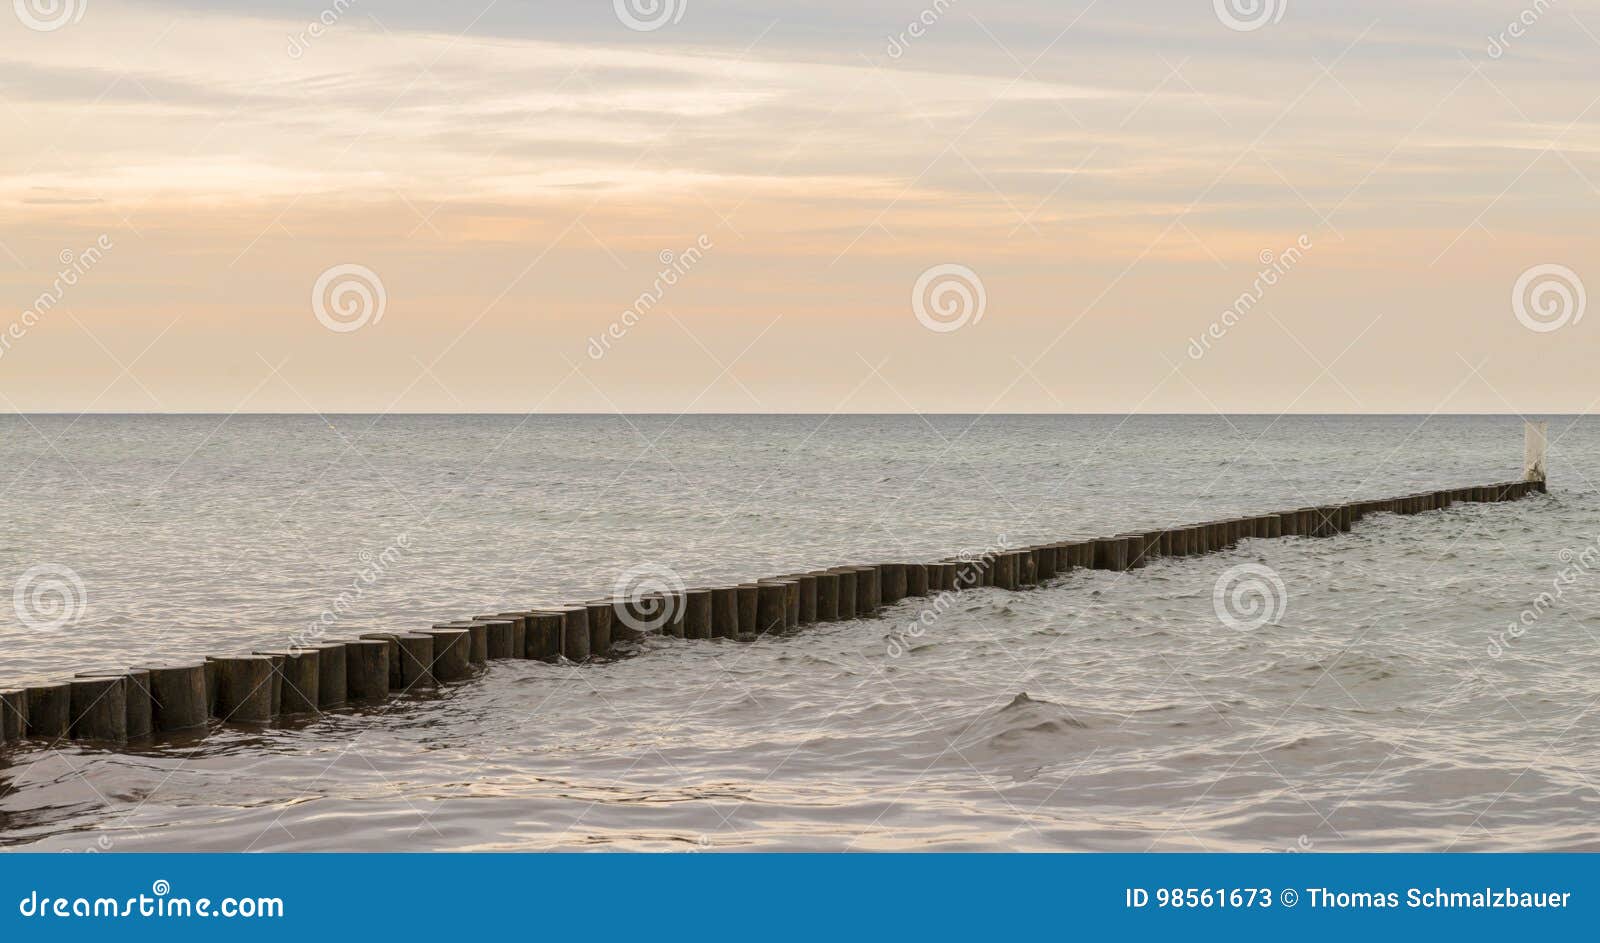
1,414,1595,851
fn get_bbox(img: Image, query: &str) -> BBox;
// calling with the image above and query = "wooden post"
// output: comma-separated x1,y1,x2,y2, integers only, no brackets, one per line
855,566,881,614
793,574,818,623
420,626,473,680
137,663,208,733
391,633,435,691
442,619,490,664
756,582,788,635
990,552,1016,588
486,614,528,656
253,651,285,716
906,563,929,596
782,580,800,628
292,642,347,708
881,564,908,603
525,611,566,659
654,593,687,639
547,606,588,662
709,587,741,638
737,583,759,636
26,683,70,739
831,569,858,620
579,600,613,655
813,571,841,620
69,674,128,742
1091,537,1125,571
343,639,391,702
75,669,152,741
358,637,406,688
210,655,275,723
1018,550,1038,585
1,688,29,741
259,648,321,714
683,589,713,639
474,617,519,660
1524,419,1548,490
353,636,401,688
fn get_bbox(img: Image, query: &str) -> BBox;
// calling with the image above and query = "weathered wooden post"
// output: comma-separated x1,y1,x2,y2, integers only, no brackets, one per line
756,582,788,635
992,551,1018,588
813,571,841,620
473,617,519,660
787,573,806,624
362,633,434,692
443,619,490,664
481,614,528,656
25,683,70,739
782,579,800,628
1,688,28,741
1525,419,1548,491
258,648,321,714
881,564,908,604
906,563,929,596
138,663,209,733
525,611,566,659
855,566,881,614
1091,537,1126,571
420,625,473,680
576,601,611,653
210,655,275,723
1119,535,1146,569
343,639,391,702
793,574,818,623
737,583,760,635
683,589,713,639
75,669,152,741
653,593,687,639
709,587,741,638
292,642,347,708
1018,550,1038,585
69,674,128,742
832,569,858,620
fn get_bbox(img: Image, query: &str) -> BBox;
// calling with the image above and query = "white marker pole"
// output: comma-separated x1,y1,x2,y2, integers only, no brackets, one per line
1523,419,1548,491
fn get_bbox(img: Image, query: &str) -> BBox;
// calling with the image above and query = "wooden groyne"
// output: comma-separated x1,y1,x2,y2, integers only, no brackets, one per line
0,427,1550,753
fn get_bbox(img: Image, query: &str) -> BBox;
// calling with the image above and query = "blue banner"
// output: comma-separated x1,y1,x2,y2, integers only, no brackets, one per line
0,853,1592,941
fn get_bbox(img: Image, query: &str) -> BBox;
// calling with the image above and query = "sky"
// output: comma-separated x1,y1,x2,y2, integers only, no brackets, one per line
0,0,1597,413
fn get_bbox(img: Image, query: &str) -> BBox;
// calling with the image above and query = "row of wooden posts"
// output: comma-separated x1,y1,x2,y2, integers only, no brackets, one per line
0,478,1543,752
